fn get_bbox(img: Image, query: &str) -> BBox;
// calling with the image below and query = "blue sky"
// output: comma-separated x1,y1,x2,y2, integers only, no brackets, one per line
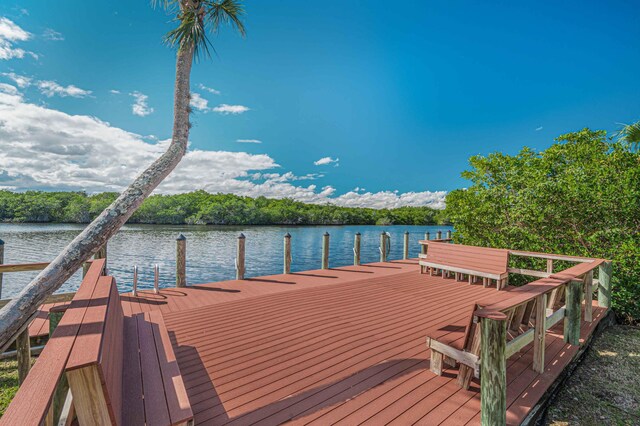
0,0,638,208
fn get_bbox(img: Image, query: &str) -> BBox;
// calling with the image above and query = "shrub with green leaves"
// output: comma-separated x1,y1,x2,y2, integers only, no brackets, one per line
445,128,640,323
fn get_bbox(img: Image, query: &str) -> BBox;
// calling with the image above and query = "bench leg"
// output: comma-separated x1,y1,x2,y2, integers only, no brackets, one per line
444,355,457,368
430,350,444,375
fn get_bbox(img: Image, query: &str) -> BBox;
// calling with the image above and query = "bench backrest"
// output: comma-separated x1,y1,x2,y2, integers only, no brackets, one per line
0,259,107,425
423,241,509,279
66,275,124,424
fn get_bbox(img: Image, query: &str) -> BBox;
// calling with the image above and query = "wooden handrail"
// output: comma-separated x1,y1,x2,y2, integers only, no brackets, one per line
0,259,106,425
0,291,76,310
0,262,50,273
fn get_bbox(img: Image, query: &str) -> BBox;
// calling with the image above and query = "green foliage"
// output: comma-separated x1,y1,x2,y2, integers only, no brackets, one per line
0,189,442,226
617,120,640,151
445,128,640,323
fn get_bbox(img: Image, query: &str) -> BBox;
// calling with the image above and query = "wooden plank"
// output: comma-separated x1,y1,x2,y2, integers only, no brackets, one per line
0,260,105,425
121,316,145,426
507,268,551,278
136,313,171,426
427,338,479,376
0,262,50,273
147,311,193,426
0,291,76,310
584,270,594,322
508,250,600,263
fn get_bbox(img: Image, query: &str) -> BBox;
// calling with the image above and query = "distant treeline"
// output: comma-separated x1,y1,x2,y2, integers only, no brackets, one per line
0,190,448,226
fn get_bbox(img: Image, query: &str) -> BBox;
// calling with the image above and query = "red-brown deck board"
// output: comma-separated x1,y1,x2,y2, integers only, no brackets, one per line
110,259,606,425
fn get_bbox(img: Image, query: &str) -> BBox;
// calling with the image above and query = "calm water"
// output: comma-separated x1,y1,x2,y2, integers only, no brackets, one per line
0,223,453,298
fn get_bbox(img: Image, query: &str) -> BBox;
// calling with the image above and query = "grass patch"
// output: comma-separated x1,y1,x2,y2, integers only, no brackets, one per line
546,324,640,425
0,358,22,417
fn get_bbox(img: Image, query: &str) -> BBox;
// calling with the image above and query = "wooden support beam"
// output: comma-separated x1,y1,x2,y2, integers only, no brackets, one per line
176,234,186,288
322,232,330,269
284,233,292,274
584,270,593,322
564,279,582,345
236,233,246,280
507,268,551,278
598,261,612,308
533,293,547,373
0,262,50,274
49,305,69,424
16,328,30,385
430,349,443,375
66,365,112,425
546,259,553,273
478,310,507,426
427,337,480,377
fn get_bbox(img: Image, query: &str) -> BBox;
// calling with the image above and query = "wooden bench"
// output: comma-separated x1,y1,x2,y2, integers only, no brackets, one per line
1,260,193,426
426,255,606,390
419,241,510,289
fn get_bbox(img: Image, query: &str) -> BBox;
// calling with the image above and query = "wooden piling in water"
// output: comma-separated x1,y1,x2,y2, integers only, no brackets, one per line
380,232,388,262
403,231,409,260
353,233,361,266
176,234,186,288
0,239,4,299
236,233,246,280
446,230,452,240
154,264,159,294
564,279,582,345
284,233,292,274
436,230,442,240
598,261,612,308
322,232,330,270
132,266,138,296
422,232,430,255
478,310,507,426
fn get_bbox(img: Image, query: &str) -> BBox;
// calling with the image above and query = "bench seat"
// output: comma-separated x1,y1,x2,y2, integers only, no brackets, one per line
64,274,193,425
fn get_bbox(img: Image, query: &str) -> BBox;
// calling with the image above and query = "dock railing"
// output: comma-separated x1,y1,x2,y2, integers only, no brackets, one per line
475,253,611,425
1,259,107,425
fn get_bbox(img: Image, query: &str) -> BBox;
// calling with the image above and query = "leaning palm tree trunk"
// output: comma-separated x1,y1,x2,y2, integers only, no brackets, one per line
0,44,195,348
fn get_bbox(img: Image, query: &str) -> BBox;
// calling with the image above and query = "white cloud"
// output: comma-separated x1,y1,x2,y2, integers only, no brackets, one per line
314,156,339,166
0,93,447,209
189,92,209,111
0,83,18,95
37,80,91,98
198,84,220,95
0,17,36,60
236,139,262,144
42,28,64,41
212,104,249,114
535,126,543,131
2,72,31,88
130,91,153,116
109,89,120,94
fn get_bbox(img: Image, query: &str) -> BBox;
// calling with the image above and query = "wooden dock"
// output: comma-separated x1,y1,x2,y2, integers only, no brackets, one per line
3,240,611,426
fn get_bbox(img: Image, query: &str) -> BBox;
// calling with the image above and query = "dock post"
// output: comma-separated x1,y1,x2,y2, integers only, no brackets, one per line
284,233,292,274
598,261,612,309
380,232,388,262
154,264,159,294
584,270,594,322
422,232,429,255
94,242,107,267
49,304,69,422
16,328,30,385
236,233,246,280
478,310,507,426
353,232,361,266
176,234,186,288
403,231,409,260
564,279,582,345
533,293,547,373
322,232,330,270
436,230,442,240
446,230,452,240
132,266,138,296
0,238,4,298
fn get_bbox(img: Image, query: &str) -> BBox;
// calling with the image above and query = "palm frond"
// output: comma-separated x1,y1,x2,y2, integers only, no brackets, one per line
204,0,246,37
616,121,640,151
